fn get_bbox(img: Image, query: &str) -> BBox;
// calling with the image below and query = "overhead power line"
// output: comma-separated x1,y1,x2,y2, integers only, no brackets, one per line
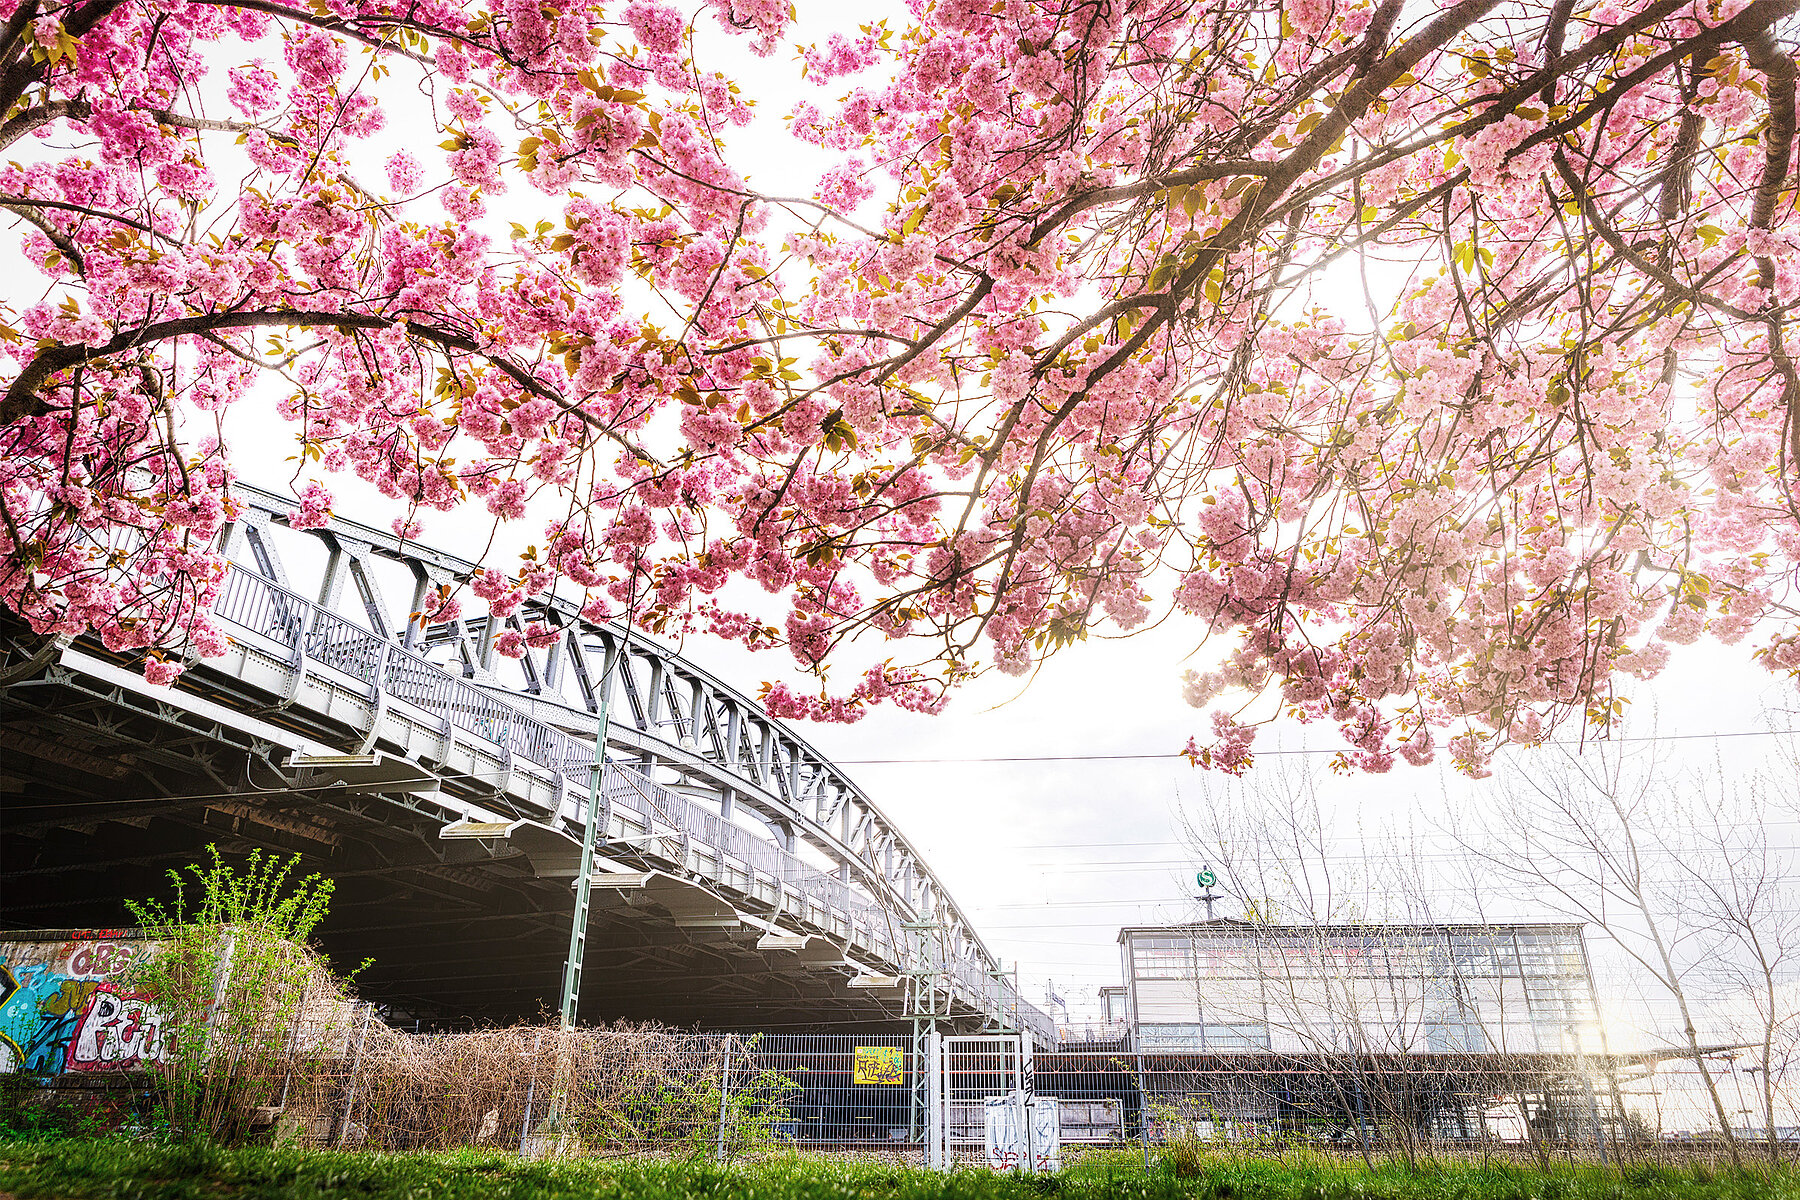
1018,829,1800,869
835,727,1800,765
1010,812,1800,852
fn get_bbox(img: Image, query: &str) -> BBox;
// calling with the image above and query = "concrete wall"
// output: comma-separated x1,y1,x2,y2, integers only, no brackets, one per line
0,930,169,1074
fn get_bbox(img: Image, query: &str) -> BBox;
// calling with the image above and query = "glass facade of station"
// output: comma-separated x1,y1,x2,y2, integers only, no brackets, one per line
1120,921,1603,1059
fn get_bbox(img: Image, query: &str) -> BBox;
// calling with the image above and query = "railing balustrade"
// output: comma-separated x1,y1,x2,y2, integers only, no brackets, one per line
208,563,1050,1040
210,562,1051,1040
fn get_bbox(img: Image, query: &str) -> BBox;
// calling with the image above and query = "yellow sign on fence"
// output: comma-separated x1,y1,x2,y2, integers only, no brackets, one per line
852,1045,904,1085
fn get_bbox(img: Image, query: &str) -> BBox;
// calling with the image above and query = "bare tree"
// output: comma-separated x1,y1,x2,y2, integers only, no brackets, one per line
1670,752,1800,1165
1183,768,1393,1164
1445,742,1750,1169
1181,768,1561,1168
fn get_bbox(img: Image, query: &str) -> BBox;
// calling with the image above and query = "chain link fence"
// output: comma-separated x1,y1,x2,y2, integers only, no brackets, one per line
5,1019,1781,1167
267,1023,924,1159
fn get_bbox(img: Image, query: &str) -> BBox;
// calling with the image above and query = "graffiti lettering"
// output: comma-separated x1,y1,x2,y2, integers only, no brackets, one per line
852,1045,904,1085
5,968,80,1072
1,938,164,1074
66,986,169,1071
38,979,100,1019
67,941,136,978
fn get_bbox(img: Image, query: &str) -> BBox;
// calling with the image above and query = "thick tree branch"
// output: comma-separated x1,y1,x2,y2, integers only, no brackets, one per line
0,98,89,151
1743,27,1798,223
0,310,649,473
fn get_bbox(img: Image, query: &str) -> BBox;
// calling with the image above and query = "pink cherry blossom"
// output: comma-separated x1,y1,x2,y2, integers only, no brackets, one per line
625,0,685,55
385,151,424,195
1,0,1797,775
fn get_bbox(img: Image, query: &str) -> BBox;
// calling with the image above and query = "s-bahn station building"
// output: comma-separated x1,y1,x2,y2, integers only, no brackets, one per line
1110,919,1641,1144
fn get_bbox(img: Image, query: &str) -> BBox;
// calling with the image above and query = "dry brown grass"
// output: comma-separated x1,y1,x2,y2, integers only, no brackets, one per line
300,1023,765,1157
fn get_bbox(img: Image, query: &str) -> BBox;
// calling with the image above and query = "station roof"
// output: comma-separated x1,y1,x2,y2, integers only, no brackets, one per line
1117,917,1586,943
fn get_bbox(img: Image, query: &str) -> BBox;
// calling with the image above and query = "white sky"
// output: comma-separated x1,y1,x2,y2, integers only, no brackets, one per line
794,615,1800,1020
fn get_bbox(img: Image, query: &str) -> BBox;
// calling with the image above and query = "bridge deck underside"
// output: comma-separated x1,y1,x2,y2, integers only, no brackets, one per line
0,628,920,1031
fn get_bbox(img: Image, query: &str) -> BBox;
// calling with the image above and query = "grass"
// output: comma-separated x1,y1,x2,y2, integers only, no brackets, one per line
0,1139,1792,1200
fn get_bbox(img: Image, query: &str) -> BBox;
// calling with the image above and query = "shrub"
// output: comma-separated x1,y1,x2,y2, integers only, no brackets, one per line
121,846,358,1144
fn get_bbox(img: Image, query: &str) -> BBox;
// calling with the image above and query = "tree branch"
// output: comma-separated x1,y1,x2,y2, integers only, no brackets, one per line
0,193,177,244
0,309,654,472
0,98,89,151
0,201,83,270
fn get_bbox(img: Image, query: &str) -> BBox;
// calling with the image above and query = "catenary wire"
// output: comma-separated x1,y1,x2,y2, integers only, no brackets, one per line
832,727,1800,764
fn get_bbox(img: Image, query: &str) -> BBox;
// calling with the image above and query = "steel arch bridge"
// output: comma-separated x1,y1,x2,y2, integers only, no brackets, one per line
0,485,1052,1042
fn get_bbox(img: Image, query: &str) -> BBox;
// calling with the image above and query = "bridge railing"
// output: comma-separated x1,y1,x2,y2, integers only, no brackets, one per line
207,564,953,985
211,563,1055,1039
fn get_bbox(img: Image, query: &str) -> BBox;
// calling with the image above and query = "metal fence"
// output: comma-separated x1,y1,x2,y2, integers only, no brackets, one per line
732,1034,915,1149
5,1022,1774,1167
934,1034,1031,1166
1040,1048,1610,1155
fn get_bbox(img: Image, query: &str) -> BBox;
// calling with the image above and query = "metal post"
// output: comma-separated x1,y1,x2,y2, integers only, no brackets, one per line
274,977,308,1114
716,1038,733,1162
1137,1051,1151,1172
905,919,945,1144
203,930,238,1056
559,669,614,1028
518,1031,543,1156
1019,1033,1035,1174
1583,1075,1608,1165
1195,868,1220,922
926,1027,944,1170
543,624,628,1149
335,1005,373,1148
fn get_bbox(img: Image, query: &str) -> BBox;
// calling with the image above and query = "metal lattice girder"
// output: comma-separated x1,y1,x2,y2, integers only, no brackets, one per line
225,486,986,953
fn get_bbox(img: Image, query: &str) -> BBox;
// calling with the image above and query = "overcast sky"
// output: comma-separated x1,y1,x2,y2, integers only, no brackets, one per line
793,611,1800,1026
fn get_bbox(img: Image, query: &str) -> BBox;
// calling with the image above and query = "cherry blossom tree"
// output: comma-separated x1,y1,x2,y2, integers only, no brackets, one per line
4,0,1800,772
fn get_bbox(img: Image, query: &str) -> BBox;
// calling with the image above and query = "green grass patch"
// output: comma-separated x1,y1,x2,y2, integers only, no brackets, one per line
0,1139,1791,1200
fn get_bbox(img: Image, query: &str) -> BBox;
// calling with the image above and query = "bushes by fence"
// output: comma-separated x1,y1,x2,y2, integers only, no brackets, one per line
324,1024,792,1158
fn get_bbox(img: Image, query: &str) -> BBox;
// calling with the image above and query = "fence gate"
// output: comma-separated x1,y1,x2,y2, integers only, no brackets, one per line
927,1033,1030,1168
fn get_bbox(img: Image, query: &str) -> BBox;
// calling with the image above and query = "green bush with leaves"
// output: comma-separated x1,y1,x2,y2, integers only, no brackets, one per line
717,1063,802,1161
121,846,359,1144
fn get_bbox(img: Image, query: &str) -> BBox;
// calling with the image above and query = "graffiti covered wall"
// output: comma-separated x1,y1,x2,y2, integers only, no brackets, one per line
0,932,170,1074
